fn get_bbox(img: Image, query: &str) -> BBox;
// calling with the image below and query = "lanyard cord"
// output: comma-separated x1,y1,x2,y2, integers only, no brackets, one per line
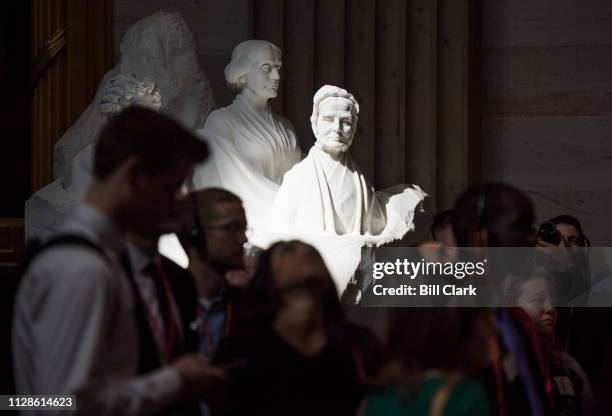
224,299,233,337
136,258,179,364
490,334,506,416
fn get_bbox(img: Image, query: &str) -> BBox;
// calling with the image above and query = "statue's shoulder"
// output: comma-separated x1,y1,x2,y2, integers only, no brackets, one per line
202,107,237,140
283,150,313,178
271,111,297,134
204,106,230,126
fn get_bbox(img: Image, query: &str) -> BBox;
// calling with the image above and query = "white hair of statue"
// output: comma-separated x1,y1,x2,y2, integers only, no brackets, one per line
224,39,282,91
310,85,360,139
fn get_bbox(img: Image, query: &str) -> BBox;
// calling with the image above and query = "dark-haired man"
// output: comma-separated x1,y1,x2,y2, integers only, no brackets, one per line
181,188,249,361
548,214,589,248
13,107,224,415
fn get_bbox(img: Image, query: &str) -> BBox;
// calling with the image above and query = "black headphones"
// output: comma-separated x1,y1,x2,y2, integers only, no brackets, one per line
185,193,206,252
476,185,488,229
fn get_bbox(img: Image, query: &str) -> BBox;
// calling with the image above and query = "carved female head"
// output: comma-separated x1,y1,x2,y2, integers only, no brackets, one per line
225,40,282,98
311,85,360,154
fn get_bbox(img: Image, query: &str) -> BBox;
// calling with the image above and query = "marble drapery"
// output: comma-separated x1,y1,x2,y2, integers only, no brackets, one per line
191,94,302,229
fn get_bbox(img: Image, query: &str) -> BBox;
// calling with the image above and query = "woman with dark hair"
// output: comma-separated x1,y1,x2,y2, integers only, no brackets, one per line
504,269,594,416
449,182,553,415
215,240,379,416
451,182,535,247
360,308,492,415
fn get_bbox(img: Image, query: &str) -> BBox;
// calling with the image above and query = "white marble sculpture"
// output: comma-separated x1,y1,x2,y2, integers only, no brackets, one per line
272,85,426,244
257,85,426,288
190,40,302,230
25,11,215,239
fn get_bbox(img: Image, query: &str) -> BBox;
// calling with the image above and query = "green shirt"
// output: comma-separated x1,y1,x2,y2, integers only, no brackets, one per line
364,374,491,416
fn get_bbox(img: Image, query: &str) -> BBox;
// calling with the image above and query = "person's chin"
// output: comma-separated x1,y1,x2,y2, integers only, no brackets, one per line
323,139,345,148
265,88,278,98
539,320,556,332
329,143,349,153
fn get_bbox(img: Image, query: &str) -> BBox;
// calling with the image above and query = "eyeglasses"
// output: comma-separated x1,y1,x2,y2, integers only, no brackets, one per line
202,222,250,236
564,235,586,247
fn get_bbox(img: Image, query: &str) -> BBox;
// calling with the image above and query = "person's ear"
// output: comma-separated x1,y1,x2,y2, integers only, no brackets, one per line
110,155,141,197
122,156,145,189
238,75,247,88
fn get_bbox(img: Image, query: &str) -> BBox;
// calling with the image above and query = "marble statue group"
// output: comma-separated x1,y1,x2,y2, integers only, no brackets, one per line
26,11,215,240
25,11,426,290
190,39,301,230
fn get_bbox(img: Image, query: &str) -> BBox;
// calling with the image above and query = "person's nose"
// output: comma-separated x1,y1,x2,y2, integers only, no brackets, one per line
175,183,188,201
270,67,280,81
332,118,341,132
543,298,555,314
236,228,248,245
559,234,571,247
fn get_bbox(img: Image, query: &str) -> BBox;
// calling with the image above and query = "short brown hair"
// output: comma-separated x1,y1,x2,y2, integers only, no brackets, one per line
93,106,208,179
190,187,243,224
451,182,535,247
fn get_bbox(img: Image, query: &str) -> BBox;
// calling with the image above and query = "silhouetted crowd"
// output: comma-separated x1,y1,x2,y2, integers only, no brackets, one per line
10,107,612,415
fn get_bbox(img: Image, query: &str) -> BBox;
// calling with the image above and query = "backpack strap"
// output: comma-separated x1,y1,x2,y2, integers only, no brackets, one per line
23,234,106,272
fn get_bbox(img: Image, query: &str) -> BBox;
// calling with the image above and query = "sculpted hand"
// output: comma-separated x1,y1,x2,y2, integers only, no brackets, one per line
172,354,227,400
100,74,162,115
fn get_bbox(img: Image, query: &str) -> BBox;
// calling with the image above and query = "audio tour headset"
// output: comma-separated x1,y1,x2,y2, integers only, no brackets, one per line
185,193,207,256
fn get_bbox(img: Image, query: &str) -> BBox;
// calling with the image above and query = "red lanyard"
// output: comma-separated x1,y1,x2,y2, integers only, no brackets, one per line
351,347,367,383
490,334,506,416
224,299,233,337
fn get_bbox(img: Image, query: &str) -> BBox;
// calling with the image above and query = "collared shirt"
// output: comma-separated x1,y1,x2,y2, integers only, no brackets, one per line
196,285,227,360
127,243,185,361
196,286,227,416
129,243,165,327
13,202,182,416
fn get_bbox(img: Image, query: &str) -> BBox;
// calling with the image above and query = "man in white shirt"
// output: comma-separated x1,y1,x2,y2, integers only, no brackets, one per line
13,106,224,415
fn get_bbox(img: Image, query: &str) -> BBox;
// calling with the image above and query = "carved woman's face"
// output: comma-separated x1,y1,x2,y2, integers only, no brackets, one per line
244,47,282,99
315,97,355,154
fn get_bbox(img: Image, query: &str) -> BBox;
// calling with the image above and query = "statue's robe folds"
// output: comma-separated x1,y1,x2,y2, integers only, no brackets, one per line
254,145,426,290
271,146,425,244
191,94,302,229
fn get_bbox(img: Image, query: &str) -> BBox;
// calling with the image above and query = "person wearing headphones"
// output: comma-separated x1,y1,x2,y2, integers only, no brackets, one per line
180,188,251,361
